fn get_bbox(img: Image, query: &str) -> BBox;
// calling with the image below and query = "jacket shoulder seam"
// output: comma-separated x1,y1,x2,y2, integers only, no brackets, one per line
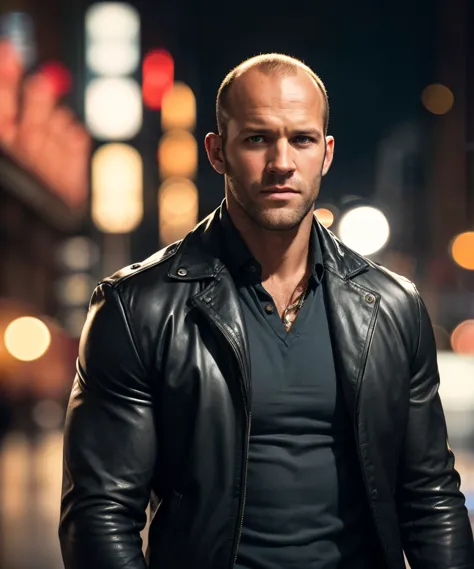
101,242,181,289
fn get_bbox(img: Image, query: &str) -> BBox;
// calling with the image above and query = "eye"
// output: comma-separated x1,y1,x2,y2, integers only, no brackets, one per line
292,135,316,145
246,135,266,144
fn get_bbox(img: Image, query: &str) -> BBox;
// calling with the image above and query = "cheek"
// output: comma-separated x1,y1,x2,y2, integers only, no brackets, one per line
228,151,264,180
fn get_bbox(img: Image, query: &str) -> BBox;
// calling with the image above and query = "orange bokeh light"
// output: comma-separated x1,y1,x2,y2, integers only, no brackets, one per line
158,130,197,179
315,207,335,228
451,231,474,270
451,320,474,354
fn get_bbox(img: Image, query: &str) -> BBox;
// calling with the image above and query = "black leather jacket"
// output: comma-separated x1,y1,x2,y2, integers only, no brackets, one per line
59,203,474,569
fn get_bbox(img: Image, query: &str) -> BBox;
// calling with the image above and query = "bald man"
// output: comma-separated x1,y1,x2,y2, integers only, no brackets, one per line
59,54,474,569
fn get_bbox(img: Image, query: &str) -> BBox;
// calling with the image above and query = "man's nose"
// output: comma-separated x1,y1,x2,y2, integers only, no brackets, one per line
266,139,295,175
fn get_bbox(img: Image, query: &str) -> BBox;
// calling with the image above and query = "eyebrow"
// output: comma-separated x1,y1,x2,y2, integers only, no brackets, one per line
239,127,323,139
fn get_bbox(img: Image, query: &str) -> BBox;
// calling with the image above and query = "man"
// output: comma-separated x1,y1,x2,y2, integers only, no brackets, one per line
59,54,474,569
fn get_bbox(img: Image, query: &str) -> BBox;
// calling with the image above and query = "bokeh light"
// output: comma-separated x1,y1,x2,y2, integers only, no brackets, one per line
85,3,140,41
161,82,196,131
450,231,474,270
338,206,390,255
315,207,335,228
158,130,198,179
92,143,143,233
4,316,51,362
55,274,95,306
39,61,72,97
32,400,64,430
55,237,100,272
85,2,140,77
86,42,140,76
421,83,454,115
85,77,142,140
159,178,198,245
142,49,174,110
451,320,474,354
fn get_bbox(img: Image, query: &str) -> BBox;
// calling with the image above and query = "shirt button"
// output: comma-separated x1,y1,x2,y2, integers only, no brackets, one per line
264,303,274,314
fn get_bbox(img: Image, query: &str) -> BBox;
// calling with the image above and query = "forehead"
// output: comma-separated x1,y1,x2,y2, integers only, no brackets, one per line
226,69,325,129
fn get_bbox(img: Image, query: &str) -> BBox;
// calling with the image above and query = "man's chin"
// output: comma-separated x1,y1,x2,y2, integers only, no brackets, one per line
251,209,306,232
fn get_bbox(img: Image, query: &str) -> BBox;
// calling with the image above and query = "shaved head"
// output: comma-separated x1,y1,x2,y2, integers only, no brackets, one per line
216,53,330,144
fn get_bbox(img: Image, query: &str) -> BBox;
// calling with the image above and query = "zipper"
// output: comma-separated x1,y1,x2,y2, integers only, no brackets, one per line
210,318,250,569
232,410,251,567
193,297,251,569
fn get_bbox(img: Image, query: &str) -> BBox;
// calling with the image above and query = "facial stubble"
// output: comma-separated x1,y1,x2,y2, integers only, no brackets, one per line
223,143,327,232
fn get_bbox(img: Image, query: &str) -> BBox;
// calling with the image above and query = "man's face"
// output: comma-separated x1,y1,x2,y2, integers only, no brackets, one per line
211,69,334,231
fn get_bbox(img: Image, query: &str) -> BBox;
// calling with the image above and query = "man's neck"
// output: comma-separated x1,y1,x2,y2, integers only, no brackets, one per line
225,201,313,286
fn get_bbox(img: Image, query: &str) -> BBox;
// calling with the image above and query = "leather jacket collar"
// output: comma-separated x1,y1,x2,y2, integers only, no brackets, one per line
168,200,370,283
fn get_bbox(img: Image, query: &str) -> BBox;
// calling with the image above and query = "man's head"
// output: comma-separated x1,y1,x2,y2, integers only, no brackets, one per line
205,53,335,232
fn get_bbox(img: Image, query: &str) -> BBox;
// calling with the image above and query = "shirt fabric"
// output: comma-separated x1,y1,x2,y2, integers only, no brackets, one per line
219,205,381,569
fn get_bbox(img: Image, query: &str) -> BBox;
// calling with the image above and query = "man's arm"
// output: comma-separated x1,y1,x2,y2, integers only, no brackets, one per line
396,291,474,569
59,282,156,569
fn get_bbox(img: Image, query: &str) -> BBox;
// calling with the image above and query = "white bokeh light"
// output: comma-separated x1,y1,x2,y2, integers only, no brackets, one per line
338,206,390,256
4,317,51,362
85,3,140,41
85,77,142,140
92,143,143,233
86,41,140,76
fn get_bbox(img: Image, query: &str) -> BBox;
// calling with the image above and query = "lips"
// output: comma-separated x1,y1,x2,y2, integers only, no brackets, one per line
261,186,298,194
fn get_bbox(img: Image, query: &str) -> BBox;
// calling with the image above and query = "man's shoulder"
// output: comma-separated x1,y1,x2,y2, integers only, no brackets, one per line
320,224,419,308
348,248,420,315
365,258,417,297
101,240,182,290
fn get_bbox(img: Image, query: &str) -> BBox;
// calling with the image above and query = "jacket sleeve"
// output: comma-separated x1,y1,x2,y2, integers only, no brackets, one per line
397,291,474,569
59,282,156,569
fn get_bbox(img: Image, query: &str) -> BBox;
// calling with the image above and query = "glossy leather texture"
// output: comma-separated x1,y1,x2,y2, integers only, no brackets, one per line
59,203,474,569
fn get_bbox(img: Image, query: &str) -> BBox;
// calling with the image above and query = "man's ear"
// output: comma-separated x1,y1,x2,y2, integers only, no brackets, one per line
205,132,226,174
321,136,335,177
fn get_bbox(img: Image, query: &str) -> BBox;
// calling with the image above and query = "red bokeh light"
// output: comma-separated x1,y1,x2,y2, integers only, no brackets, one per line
39,61,72,98
142,49,174,110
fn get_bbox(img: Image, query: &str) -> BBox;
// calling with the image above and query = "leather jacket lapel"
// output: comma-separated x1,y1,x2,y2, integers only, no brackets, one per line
315,219,380,419
191,276,252,404
323,268,380,419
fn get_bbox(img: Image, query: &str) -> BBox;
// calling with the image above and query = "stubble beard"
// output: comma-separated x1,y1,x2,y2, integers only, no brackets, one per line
226,171,323,232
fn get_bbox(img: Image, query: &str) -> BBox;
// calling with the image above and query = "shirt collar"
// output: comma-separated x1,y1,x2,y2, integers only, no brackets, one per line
220,203,325,284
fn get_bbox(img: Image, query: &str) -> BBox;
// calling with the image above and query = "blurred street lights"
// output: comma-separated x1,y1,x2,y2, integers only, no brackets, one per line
85,2,143,276
314,207,336,229
337,205,390,256
91,143,143,233
451,320,474,354
4,317,51,362
450,231,474,270
155,73,198,246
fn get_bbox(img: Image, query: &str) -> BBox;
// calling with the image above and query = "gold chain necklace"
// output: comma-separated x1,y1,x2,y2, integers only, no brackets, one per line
281,281,309,331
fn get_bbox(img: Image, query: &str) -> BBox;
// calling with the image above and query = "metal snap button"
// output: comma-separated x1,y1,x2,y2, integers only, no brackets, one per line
365,293,375,304
177,268,188,277
264,303,274,314
246,264,257,273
